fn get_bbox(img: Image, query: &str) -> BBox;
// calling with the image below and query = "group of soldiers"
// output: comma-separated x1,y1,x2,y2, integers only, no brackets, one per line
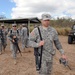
0,13,67,75
0,23,28,64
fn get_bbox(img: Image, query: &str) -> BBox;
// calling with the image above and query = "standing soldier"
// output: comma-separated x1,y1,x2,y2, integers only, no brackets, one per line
29,13,67,75
0,26,3,55
21,24,28,52
8,24,20,64
1,24,8,51
18,24,22,42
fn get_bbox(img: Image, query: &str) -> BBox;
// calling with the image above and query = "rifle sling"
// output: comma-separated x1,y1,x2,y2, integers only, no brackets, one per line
37,27,43,70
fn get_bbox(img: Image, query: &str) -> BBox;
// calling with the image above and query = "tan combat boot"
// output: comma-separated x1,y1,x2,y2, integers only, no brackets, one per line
14,59,17,65
0,51,2,55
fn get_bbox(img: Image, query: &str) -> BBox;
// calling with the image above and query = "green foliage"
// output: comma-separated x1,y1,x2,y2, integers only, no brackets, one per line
50,17,75,27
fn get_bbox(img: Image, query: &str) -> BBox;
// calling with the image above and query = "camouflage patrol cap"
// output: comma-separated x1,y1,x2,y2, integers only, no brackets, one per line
22,24,27,26
12,24,17,26
42,13,51,20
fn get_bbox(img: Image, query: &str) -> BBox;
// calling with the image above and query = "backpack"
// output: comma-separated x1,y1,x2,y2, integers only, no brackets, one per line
10,29,19,34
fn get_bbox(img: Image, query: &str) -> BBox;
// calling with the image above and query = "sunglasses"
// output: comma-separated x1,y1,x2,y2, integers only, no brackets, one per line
13,26,16,27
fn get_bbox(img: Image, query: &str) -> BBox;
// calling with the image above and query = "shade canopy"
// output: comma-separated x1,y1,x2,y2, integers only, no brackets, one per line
0,17,41,24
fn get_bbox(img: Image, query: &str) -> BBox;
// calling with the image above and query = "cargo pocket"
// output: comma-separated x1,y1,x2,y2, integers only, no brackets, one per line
49,49,56,56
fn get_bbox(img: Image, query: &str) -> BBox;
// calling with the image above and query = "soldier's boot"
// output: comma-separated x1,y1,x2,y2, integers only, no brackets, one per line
28,50,31,53
0,52,1,55
22,48,25,53
17,50,19,54
3,47,5,52
3,45,7,52
25,45,28,48
36,65,40,71
36,71,40,75
14,59,17,65
0,51,2,55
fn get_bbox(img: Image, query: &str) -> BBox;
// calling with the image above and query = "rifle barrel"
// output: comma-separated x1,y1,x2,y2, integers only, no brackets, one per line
67,65,72,70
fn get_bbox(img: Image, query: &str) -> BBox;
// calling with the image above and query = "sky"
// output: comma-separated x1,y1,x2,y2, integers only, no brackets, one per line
0,0,15,18
0,0,75,19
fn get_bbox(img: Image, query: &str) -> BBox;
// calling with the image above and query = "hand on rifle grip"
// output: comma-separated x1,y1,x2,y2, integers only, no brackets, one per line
39,40,44,46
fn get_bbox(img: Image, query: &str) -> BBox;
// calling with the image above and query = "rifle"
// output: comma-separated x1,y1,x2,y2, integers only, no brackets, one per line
59,58,71,70
37,27,43,70
10,34,22,56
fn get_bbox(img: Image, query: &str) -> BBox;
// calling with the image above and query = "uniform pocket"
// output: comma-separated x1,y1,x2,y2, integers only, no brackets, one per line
50,49,56,56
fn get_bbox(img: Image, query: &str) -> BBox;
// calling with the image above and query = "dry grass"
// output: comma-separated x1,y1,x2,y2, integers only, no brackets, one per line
29,26,71,36
29,26,34,32
55,27,71,36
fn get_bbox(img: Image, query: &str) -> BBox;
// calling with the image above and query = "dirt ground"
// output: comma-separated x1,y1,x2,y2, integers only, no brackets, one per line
0,36,75,75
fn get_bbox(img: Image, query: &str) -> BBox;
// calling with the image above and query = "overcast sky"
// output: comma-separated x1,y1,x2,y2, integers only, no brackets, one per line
0,0,75,19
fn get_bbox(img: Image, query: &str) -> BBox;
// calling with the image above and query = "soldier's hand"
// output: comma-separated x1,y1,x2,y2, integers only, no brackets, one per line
61,54,67,60
13,36,16,38
12,39,15,42
39,40,44,46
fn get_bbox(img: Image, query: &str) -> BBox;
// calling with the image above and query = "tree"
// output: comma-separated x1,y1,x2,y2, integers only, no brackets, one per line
0,15,6,19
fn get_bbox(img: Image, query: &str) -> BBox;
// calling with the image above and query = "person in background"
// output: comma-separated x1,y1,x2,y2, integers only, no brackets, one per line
1,24,8,51
21,24,28,52
8,24,20,65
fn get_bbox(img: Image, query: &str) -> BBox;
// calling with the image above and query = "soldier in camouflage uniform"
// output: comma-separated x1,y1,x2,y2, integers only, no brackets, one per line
1,24,8,51
8,24,20,64
18,24,22,42
21,24,28,52
29,13,67,75
0,26,3,55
